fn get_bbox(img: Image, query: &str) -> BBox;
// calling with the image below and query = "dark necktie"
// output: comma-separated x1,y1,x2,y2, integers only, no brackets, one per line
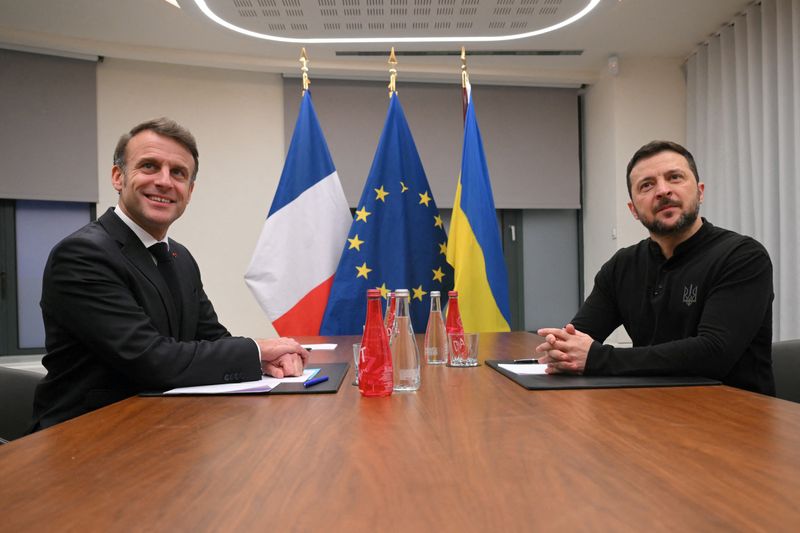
148,242,182,324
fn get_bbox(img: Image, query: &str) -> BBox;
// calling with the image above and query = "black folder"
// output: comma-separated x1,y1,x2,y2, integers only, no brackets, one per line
486,360,721,390
269,362,349,395
141,362,349,396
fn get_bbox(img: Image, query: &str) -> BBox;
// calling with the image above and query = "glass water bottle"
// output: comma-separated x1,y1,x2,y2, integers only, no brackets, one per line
424,291,448,365
389,289,421,391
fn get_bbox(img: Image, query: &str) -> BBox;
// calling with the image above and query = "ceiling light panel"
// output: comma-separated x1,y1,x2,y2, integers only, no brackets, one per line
193,0,601,43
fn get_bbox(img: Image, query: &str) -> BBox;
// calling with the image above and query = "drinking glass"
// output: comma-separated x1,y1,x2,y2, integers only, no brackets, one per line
448,332,479,367
352,342,361,385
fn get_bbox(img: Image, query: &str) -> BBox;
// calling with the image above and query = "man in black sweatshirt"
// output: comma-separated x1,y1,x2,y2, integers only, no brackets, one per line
535,141,774,395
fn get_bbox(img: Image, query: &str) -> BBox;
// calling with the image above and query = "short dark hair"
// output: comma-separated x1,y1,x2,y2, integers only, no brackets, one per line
113,117,199,181
626,140,699,197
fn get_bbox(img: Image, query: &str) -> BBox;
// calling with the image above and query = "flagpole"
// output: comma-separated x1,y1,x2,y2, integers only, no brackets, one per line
300,47,310,96
448,55,512,332
245,47,352,335
319,56,454,335
388,47,398,99
461,46,469,123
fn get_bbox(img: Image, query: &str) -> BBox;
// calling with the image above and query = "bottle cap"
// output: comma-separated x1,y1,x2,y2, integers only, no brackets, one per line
448,290,458,297
395,288,410,296
430,290,440,296
367,288,381,298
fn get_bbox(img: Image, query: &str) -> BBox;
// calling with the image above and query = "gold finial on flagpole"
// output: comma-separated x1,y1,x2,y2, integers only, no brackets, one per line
388,47,398,98
300,47,310,95
461,46,469,89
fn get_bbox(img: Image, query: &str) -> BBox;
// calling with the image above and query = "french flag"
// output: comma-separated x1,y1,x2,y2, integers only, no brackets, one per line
245,91,351,335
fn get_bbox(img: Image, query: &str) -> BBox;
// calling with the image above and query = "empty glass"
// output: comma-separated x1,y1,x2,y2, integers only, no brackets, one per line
448,332,479,367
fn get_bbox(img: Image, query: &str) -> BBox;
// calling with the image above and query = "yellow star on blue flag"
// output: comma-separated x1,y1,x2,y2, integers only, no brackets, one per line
321,95,454,334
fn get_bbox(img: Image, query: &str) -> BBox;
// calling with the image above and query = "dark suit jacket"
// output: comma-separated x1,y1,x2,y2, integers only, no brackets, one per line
31,208,262,430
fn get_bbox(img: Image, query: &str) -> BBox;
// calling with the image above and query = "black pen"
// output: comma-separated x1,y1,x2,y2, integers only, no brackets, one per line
513,358,539,364
303,375,329,388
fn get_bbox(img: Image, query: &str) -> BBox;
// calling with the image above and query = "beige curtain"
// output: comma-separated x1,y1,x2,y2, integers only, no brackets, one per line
686,0,800,341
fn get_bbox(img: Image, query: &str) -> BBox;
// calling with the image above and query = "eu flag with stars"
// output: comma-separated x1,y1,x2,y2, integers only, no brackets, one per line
320,95,453,335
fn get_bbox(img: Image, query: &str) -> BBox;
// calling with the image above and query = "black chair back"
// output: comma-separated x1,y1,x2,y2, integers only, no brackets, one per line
772,340,800,403
0,366,42,443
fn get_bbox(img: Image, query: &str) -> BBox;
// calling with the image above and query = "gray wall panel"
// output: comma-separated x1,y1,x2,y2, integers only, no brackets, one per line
522,209,581,331
0,49,98,202
283,78,580,209
15,200,92,349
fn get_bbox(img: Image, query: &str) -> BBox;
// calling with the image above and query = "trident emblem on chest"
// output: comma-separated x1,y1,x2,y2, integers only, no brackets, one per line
682,284,698,306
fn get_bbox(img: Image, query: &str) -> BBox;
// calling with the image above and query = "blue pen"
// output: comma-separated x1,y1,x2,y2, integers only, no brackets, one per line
303,375,329,388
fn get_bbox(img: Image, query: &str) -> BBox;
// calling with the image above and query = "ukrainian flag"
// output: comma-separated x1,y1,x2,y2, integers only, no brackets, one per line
446,93,511,332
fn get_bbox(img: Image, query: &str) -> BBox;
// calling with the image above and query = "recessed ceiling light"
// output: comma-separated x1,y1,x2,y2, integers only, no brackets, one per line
192,0,602,44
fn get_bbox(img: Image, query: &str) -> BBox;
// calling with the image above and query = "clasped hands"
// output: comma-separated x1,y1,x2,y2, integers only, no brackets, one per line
257,337,310,378
534,323,593,375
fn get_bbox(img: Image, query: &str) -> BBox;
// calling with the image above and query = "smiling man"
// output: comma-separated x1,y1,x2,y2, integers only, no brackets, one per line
31,118,309,430
535,141,775,395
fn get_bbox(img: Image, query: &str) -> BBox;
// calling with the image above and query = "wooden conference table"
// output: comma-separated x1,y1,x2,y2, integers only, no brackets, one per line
2,332,800,531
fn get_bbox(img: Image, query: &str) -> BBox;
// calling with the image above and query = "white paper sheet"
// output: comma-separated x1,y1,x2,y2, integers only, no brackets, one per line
498,363,549,375
263,368,320,388
162,368,320,395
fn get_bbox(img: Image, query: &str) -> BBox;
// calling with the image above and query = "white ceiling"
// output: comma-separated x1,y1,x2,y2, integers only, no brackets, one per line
193,0,599,42
0,0,753,86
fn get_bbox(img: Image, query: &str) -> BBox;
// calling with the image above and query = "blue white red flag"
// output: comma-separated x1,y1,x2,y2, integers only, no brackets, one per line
245,91,351,335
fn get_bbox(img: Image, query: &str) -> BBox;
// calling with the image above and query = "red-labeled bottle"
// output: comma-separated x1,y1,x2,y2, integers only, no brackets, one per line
359,288,393,397
445,290,466,364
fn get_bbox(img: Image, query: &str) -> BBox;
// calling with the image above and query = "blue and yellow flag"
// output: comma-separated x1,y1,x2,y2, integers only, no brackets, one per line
446,94,511,332
320,95,453,335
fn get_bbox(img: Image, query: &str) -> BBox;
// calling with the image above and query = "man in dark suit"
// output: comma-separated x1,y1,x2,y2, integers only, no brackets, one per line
31,118,310,430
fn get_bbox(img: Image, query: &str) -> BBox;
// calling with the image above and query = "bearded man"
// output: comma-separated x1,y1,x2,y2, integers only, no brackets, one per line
535,141,774,395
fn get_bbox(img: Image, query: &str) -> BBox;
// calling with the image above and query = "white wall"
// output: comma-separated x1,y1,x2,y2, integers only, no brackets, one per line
97,59,284,338
93,56,687,342
582,57,686,343
582,64,618,294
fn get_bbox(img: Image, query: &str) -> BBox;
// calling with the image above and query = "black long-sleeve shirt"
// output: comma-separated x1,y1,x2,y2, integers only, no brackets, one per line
573,219,775,395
